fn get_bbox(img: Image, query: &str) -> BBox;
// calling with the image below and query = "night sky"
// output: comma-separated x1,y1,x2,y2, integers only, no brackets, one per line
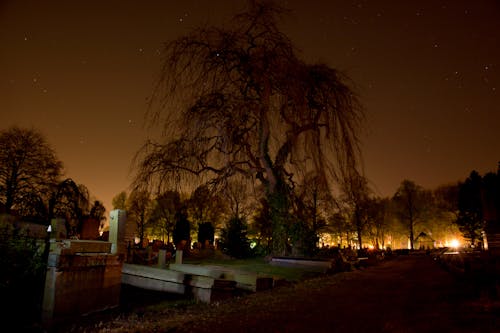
1,0,499,215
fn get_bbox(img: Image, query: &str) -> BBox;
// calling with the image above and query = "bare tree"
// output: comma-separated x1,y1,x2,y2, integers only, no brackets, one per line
223,176,253,219
341,171,372,249
393,180,430,250
149,190,182,243
365,197,389,249
134,1,363,255
188,184,227,227
327,211,355,248
126,189,151,248
290,172,332,253
0,126,62,214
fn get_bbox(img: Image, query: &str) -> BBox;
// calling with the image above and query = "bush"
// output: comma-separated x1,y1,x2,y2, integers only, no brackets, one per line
197,222,214,248
173,209,190,250
0,216,47,325
219,216,251,259
289,219,319,257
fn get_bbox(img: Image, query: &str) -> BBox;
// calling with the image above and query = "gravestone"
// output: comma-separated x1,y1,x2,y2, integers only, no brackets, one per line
80,217,100,240
109,209,134,261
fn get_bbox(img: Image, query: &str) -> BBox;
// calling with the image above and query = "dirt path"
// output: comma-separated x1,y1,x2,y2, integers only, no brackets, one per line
170,255,498,333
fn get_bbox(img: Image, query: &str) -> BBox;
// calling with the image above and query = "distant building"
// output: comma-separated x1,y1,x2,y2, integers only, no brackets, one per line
415,232,435,250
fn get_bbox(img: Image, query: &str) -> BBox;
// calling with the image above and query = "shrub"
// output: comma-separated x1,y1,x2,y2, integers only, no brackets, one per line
219,216,251,259
197,222,214,248
0,216,47,325
173,209,190,250
289,219,319,257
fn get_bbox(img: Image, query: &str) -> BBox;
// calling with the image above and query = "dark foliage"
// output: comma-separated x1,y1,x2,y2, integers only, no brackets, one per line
289,218,319,257
0,126,62,218
219,216,251,259
456,171,484,245
197,222,215,248
456,166,500,245
0,218,46,326
173,207,191,249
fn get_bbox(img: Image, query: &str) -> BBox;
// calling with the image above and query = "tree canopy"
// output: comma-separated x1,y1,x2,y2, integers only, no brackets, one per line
392,180,431,250
134,1,363,255
0,126,63,214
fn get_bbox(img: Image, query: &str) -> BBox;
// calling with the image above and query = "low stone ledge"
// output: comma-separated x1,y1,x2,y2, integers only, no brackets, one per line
122,263,185,283
270,257,334,271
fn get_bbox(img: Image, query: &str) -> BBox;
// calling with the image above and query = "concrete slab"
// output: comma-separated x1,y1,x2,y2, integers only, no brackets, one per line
121,274,185,295
171,264,273,292
169,263,226,278
122,264,185,283
270,257,333,272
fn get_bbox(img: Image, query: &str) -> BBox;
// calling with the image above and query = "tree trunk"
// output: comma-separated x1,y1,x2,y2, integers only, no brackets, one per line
409,219,414,250
355,208,363,249
268,188,289,256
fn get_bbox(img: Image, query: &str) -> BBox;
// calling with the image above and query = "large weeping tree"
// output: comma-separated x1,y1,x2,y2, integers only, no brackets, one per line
134,1,363,255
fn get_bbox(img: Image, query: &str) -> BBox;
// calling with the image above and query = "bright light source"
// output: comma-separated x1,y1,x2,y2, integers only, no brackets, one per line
450,239,460,248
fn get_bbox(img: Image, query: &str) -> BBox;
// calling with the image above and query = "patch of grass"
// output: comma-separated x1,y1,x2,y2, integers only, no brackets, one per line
183,256,324,281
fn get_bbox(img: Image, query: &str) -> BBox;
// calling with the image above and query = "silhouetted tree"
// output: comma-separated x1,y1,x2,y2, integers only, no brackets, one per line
134,1,363,255
188,184,227,229
49,178,90,236
112,191,127,210
220,216,251,258
455,166,500,246
173,206,191,251
127,189,151,248
291,173,331,254
482,168,500,223
456,171,484,245
433,183,460,216
392,180,430,250
224,177,253,219
149,190,182,243
14,191,48,223
327,211,354,247
197,222,215,248
364,197,389,249
0,126,63,214
341,171,372,249
89,200,106,230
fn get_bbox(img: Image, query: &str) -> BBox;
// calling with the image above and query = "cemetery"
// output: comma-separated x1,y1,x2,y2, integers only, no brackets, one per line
38,209,349,329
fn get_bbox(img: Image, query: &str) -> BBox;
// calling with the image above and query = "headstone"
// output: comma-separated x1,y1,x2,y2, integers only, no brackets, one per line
109,209,132,256
158,249,167,268
175,250,183,264
50,218,66,240
80,217,100,240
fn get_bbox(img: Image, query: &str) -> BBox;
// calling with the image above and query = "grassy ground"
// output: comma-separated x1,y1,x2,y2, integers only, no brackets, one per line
182,256,327,281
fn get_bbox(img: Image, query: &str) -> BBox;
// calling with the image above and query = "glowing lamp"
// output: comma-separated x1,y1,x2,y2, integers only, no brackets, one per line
450,239,460,248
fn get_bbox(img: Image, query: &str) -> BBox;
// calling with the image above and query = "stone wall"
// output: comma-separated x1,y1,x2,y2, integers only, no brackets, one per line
42,239,122,327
